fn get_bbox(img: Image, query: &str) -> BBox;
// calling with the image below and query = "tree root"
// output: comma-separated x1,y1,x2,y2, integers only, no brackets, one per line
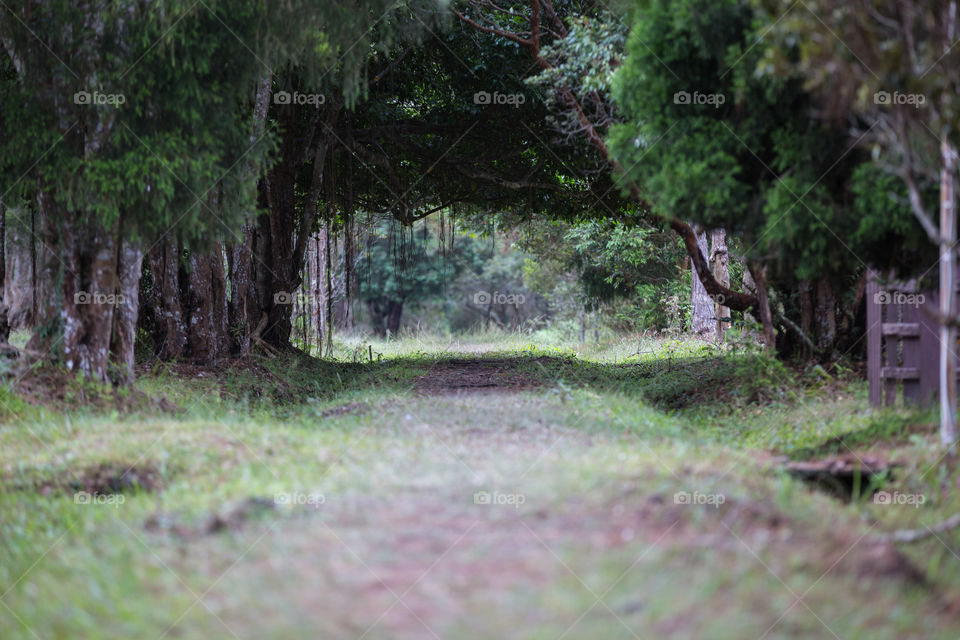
871,514,960,544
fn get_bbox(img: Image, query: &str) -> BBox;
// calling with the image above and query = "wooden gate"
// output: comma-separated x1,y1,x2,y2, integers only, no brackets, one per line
866,271,946,407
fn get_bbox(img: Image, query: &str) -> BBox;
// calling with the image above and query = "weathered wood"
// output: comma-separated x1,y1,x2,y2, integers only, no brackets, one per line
901,304,922,404
880,366,920,380
883,297,899,406
881,322,920,337
868,268,960,409
866,271,882,407
917,286,944,409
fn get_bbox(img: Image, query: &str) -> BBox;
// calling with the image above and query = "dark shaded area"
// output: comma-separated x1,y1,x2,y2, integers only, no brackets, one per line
782,454,896,502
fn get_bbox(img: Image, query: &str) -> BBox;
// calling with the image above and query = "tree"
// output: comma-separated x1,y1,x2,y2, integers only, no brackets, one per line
0,0,451,376
757,0,960,445
356,217,461,335
453,0,761,316
605,0,930,355
0,1,278,381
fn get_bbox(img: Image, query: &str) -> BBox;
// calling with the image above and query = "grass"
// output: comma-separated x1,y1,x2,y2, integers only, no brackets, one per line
1,331,959,639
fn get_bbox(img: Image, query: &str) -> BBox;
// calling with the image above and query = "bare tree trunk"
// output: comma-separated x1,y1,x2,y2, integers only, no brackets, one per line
815,276,836,353
751,263,777,354
939,138,957,450
28,191,137,382
225,74,272,357
185,247,231,364
741,266,757,341
710,229,729,342
228,229,255,356
325,220,333,355
148,240,187,360
0,199,9,345
690,225,713,334
65,218,118,379
110,238,143,384
25,189,59,353
311,229,328,352
799,279,814,356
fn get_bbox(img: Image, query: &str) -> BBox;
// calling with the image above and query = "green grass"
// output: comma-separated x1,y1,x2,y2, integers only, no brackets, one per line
1,332,958,639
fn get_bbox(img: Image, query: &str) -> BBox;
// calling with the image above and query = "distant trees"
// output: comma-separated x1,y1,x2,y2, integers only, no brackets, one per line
0,0,447,379
0,0,949,389
0,2,276,381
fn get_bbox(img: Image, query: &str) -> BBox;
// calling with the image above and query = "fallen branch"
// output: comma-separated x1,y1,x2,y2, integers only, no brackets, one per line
777,311,818,354
871,514,960,544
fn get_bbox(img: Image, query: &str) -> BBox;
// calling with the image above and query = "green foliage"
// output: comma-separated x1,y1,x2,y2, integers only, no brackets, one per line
0,0,449,247
356,218,453,310
355,218,547,333
525,12,627,137
607,0,930,290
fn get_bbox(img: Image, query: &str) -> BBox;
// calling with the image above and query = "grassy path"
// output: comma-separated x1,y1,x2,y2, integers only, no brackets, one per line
1,339,958,638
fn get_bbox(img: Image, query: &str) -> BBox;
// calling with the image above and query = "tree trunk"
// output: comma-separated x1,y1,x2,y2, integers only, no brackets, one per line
690,225,713,334
1,209,37,329
939,138,957,450
110,238,143,384
751,263,777,354
710,229,730,342
325,222,334,354
308,229,328,352
799,279,814,356
185,247,231,364
814,276,836,353
147,241,187,360
27,190,143,382
247,98,340,351
225,74,273,357
386,300,403,336
25,189,59,352
669,219,756,313
60,215,118,380
228,228,255,357
0,199,9,345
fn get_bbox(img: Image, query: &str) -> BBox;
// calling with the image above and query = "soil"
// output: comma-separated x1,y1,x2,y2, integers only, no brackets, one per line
414,358,543,395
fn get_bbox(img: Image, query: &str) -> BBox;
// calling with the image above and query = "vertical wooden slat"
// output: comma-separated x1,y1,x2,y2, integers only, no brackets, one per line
866,270,882,407
884,292,900,407
902,300,922,404
918,287,941,405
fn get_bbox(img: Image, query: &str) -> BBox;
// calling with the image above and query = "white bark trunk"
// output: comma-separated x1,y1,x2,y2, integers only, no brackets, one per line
939,138,957,450
690,225,713,334
710,229,730,342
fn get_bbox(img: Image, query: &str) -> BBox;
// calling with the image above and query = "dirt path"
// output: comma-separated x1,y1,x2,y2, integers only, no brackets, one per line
4,354,956,640
413,358,544,394
152,382,949,640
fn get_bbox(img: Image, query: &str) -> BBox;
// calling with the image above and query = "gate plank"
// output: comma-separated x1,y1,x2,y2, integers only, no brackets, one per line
866,272,882,407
